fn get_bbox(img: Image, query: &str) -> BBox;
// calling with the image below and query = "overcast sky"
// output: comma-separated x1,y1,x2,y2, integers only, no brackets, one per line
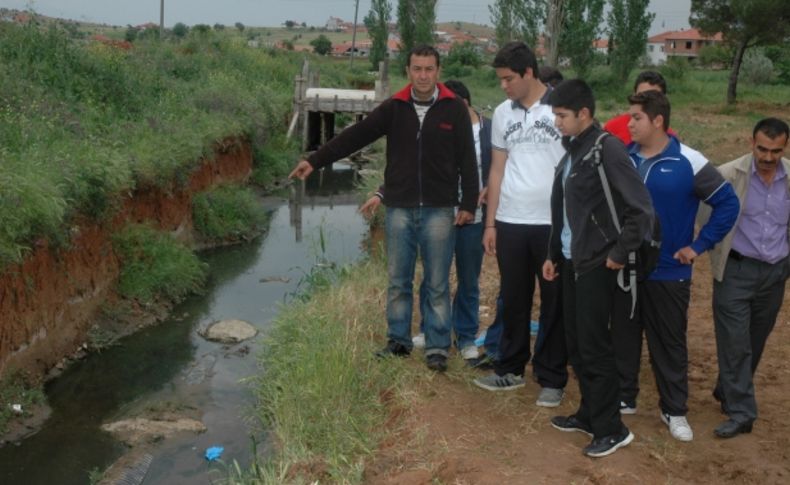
2,0,692,34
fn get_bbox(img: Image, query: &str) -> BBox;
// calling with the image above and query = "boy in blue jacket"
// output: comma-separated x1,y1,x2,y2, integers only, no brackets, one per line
625,90,739,441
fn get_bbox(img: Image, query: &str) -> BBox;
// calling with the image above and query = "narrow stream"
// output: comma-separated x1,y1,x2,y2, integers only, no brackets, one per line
0,165,367,484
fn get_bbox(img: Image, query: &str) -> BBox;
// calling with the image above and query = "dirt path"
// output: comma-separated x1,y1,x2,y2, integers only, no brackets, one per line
365,255,790,484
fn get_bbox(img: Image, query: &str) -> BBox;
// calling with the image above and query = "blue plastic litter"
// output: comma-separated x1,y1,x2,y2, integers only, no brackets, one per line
474,330,487,347
205,446,224,462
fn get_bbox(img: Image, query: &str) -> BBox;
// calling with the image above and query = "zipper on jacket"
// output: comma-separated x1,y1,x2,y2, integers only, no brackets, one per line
590,213,610,242
416,127,424,206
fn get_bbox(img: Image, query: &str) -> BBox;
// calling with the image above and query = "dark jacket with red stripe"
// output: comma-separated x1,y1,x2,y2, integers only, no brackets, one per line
307,83,479,212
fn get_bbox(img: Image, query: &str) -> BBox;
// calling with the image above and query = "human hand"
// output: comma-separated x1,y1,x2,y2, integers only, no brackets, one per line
477,187,488,207
483,226,496,255
673,246,698,265
455,210,474,226
542,260,558,281
288,160,313,180
359,195,381,219
606,257,625,270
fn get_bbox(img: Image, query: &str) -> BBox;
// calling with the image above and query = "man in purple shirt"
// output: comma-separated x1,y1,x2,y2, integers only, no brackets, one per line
704,117,790,438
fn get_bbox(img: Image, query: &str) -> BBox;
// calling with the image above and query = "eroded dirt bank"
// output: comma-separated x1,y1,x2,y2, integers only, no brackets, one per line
0,138,252,379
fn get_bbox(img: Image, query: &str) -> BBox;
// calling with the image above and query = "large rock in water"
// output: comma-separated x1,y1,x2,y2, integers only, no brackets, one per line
199,319,257,343
101,418,206,446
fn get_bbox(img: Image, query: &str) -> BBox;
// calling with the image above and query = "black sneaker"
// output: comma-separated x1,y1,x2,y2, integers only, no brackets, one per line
426,354,448,372
582,427,634,458
374,341,410,359
551,415,593,437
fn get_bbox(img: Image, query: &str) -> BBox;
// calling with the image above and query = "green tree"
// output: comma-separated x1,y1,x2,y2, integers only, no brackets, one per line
488,0,544,48
172,22,189,39
124,25,139,42
691,0,790,104
397,0,436,67
607,0,654,84
213,23,225,31
446,41,483,67
413,0,437,46
559,0,604,80
310,34,332,55
284,20,296,29
235,22,245,32
364,0,392,70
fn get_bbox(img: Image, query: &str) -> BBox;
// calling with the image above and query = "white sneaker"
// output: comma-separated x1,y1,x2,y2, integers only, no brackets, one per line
412,333,425,349
660,412,693,442
461,345,479,360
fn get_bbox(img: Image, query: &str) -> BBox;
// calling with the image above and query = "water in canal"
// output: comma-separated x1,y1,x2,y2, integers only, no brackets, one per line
0,165,367,484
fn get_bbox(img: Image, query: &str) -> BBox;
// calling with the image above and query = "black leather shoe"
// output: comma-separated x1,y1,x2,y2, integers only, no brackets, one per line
714,419,753,438
374,341,410,359
426,354,448,372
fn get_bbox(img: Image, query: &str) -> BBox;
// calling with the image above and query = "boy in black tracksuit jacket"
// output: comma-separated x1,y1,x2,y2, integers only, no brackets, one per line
543,80,654,458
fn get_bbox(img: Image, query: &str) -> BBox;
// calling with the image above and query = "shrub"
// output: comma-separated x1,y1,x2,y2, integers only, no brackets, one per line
113,225,207,303
192,185,270,243
742,48,775,85
660,56,689,81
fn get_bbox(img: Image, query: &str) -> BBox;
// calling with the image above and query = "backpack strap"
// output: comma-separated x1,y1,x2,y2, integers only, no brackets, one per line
586,133,639,317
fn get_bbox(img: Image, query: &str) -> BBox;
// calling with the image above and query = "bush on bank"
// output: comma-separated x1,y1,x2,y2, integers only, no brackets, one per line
192,185,270,243
0,20,349,271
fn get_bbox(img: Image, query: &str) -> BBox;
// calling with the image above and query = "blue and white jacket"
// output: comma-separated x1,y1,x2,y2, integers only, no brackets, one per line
629,135,739,281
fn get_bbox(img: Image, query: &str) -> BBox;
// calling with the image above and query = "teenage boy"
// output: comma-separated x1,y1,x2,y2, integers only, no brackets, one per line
544,79,654,457
604,71,670,145
290,45,479,372
474,41,568,409
608,70,674,415
626,90,739,441
707,118,789,438
361,80,492,365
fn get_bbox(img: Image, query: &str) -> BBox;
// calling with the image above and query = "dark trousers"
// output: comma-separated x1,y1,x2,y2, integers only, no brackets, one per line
713,255,787,424
641,280,692,416
494,222,567,389
563,261,625,438
611,287,643,405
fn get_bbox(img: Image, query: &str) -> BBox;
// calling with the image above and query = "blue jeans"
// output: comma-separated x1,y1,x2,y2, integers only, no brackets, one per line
386,207,455,357
419,222,484,350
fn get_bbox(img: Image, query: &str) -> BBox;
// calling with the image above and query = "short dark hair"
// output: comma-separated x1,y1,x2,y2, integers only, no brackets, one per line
628,90,671,131
753,117,789,140
538,66,564,87
549,79,595,117
492,41,538,78
633,71,667,94
443,79,471,105
407,44,441,67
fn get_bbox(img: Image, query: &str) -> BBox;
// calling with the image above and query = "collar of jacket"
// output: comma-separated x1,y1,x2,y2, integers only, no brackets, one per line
392,82,456,103
627,134,682,162
561,121,601,153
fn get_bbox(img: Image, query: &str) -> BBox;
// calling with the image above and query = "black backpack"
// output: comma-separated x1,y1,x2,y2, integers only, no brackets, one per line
583,132,662,316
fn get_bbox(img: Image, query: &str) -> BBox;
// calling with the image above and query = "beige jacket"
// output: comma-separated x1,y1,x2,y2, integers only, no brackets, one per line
704,153,790,281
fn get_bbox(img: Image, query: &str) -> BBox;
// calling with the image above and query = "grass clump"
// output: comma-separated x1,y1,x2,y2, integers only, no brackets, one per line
0,372,45,434
192,185,270,243
112,224,207,303
247,258,396,482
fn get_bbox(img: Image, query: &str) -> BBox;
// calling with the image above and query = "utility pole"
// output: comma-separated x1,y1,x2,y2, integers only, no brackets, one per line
350,0,360,68
159,0,164,39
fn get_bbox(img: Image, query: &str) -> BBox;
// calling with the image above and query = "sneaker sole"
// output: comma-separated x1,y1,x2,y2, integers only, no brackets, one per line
620,407,637,415
473,380,525,392
584,431,634,458
550,422,593,437
536,399,562,408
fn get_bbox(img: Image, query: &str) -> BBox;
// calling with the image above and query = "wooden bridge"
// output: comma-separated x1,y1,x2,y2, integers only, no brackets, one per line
288,59,390,152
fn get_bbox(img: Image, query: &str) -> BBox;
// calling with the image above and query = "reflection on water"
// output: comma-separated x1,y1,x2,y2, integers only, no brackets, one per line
0,174,367,484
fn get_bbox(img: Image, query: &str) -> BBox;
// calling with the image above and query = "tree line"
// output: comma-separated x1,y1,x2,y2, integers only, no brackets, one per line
360,0,790,104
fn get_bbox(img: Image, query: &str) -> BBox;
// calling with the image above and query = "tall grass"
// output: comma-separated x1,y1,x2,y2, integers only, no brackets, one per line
192,185,270,243
0,20,352,271
112,224,207,303
248,257,398,483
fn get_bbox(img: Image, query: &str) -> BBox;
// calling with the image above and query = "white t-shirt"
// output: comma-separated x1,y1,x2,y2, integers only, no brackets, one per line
491,93,565,224
456,121,484,223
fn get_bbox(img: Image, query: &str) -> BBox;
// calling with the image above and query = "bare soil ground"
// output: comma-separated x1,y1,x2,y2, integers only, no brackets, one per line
365,254,790,484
